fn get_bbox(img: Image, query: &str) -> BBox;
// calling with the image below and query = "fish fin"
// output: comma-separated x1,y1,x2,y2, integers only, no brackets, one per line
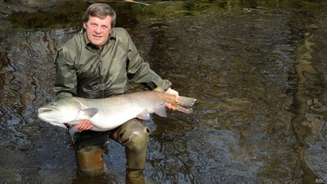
137,111,151,120
67,126,79,144
176,96,197,107
68,126,78,137
80,108,98,118
176,106,193,114
154,106,167,117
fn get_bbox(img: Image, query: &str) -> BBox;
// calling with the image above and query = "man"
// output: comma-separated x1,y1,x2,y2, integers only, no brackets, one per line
54,3,178,182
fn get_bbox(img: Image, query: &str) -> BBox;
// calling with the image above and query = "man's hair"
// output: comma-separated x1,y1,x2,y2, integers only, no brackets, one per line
82,3,117,27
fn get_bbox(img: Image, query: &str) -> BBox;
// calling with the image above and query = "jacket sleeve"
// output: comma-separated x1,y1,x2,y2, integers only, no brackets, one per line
126,31,172,90
54,48,77,100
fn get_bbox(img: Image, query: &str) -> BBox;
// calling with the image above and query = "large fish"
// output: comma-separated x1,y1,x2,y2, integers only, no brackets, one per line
38,91,196,132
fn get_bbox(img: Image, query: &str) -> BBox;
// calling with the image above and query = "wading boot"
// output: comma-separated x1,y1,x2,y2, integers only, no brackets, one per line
77,145,106,176
126,169,145,184
111,119,149,183
72,130,109,176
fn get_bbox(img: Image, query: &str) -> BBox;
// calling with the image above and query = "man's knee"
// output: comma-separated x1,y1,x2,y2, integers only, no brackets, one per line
123,119,150,150
113,119,150,149
111,119,150,170
127,127,150,151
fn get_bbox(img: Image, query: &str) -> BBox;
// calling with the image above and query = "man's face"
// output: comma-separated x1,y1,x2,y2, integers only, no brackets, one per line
83,15,112,47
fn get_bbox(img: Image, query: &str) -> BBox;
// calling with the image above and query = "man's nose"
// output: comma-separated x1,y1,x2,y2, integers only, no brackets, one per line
95,26,102,33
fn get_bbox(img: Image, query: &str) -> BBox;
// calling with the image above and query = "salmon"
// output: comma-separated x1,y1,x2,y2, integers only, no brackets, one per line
38,91,196,131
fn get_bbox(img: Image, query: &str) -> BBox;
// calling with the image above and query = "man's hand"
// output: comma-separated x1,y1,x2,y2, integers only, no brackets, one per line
153,87,179,110
74,119,93,132
165,88,179,110
165,88,179,96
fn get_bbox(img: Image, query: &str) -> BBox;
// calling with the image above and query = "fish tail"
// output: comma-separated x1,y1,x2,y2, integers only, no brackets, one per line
176,106,193,114
176,96,197,107
172,95,196,114
155,92,196,113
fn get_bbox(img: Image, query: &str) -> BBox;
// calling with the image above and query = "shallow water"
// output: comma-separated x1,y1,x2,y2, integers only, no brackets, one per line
0,0,326,183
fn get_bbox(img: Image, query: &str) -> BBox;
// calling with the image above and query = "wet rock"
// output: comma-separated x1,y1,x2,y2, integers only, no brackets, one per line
0,168,22,183
304,141,327,184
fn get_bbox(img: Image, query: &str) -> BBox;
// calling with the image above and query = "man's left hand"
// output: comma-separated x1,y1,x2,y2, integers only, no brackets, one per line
74,119,93,132
165,88,179,110
165,88,179,96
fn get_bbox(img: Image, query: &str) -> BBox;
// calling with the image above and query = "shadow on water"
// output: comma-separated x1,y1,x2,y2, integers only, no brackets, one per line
0,0,326,183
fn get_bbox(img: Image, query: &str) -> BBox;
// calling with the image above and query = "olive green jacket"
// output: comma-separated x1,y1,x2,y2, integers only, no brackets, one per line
54,27,171,99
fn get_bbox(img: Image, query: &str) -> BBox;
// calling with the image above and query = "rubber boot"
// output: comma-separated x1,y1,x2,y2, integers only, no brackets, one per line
111,119,150,169
111,119,149,184
72,130,109,176
76,145,106,176
126,169,145,184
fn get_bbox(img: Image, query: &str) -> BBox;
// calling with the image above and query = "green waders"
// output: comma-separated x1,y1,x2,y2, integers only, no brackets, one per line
73,119,149,183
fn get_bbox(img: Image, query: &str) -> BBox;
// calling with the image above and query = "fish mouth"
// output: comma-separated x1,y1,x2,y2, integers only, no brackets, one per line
37,107,68,129
38,111,61,125
37,107,57,121
38,107,57,113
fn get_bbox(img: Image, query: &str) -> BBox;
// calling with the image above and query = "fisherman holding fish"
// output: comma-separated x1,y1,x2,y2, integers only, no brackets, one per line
53,2,179,183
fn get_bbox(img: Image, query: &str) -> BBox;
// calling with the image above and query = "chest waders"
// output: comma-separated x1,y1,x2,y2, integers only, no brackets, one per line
73,118,149,183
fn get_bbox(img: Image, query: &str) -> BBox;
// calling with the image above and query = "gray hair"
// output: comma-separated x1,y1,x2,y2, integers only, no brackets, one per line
82,3,117,27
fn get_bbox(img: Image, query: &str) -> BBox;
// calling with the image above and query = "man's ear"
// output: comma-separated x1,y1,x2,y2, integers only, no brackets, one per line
83,22,87,29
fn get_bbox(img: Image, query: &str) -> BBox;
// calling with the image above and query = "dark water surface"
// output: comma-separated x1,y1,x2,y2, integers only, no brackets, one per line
0,0,326,183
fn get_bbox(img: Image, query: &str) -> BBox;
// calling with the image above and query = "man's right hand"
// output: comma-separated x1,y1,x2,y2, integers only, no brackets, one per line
74,119,93,132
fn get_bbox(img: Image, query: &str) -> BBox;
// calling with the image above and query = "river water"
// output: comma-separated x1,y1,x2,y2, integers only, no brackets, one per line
0,0,326,183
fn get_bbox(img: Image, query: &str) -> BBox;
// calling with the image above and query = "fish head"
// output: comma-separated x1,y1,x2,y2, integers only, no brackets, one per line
38,98,82,127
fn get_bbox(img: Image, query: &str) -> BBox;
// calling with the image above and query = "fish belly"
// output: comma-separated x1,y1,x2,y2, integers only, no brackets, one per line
89,103,145,131
75,93,161,131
